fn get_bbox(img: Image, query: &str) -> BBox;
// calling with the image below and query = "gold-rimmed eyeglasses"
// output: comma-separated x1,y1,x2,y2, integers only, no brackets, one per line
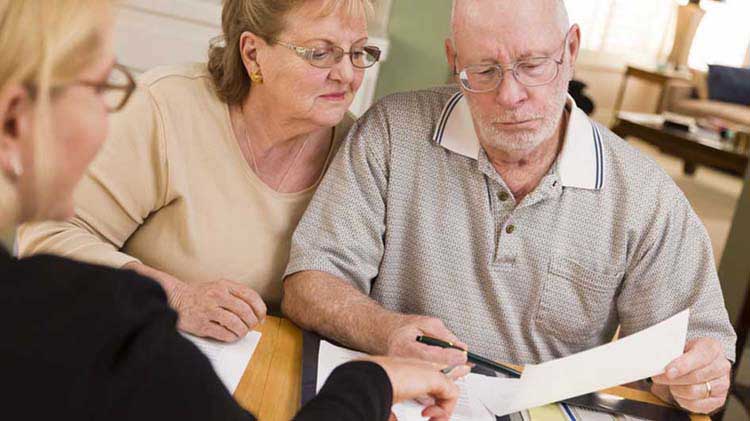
277,41,382,69
455,29,572,93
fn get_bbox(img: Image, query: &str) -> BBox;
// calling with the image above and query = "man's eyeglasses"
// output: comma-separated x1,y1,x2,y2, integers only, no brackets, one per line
455,29,572,93
277,41,382,69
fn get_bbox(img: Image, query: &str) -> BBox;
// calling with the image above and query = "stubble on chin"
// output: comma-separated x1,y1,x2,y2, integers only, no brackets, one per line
469,81,569,154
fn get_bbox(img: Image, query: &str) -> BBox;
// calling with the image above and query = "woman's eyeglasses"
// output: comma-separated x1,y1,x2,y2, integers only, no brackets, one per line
25,62,136,113
78,63,136,113
277,41,382,69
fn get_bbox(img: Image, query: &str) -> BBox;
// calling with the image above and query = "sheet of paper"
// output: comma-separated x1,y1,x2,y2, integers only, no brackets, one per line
468,309,689,416
182,331,261,393
317,340,494,421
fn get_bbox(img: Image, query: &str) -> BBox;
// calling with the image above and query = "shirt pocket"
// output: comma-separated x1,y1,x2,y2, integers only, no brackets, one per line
535,255,622,343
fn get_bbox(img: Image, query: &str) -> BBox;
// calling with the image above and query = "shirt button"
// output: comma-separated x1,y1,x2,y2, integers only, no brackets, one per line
498,191,510,202
506,224,516,234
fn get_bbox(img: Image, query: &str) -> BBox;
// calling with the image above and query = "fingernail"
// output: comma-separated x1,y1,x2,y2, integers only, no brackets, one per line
441,365,458,375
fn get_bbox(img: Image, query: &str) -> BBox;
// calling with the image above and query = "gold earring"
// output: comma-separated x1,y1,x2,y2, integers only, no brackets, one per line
250,70,264,84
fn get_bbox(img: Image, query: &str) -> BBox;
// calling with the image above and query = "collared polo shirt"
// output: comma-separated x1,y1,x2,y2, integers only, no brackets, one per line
286,86,736,364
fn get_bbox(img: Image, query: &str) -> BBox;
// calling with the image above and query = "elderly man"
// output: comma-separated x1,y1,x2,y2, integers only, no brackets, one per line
282,0,736,414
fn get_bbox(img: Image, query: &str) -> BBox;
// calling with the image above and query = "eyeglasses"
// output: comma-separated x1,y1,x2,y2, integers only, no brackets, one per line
455,30,571,93
277,41,382,69
25,63,136,113
78,63,136,113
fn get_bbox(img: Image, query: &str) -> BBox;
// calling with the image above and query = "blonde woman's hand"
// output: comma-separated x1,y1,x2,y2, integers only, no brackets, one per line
172,279,267,342
363,356,471,421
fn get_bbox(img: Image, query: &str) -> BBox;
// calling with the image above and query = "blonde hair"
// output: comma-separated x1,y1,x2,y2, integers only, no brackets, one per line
0,0,108,221
208,0,372,106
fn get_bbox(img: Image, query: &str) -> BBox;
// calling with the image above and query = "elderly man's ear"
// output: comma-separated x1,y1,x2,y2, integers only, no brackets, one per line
444,38,458,79
566,24,582,68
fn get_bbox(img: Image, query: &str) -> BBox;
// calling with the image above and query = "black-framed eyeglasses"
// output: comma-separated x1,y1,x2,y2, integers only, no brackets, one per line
454,29,572,93
24,63,136,113
277,41,382,69
78,63,136,113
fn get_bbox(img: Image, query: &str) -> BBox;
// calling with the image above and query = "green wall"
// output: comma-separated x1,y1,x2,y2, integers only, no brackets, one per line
375,0,453,100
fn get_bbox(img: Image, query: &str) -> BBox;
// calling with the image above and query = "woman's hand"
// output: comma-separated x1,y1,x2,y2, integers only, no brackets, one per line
363,356,471,421
172,279,267,342
123,262,266,342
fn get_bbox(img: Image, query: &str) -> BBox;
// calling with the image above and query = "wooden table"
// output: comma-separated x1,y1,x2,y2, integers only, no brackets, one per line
234,316,709,421
611,65,693,126
612,111,749,177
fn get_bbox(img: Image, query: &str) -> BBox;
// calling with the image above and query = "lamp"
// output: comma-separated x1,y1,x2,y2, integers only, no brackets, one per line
667,0,723,71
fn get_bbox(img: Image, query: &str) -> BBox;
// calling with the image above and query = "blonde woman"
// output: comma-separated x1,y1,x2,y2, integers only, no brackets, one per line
17,0,381,343
0,1,467,420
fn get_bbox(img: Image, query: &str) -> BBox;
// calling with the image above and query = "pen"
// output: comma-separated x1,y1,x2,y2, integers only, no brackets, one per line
416,335,522,378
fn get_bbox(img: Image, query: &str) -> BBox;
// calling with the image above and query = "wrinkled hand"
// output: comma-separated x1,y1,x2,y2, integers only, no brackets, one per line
385,315,468,366
173,279,267,342
651,338,732,414
364,356,471,421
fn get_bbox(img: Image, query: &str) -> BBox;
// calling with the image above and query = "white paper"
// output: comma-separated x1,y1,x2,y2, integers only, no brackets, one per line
182,331,262,393
317,340,494,421
469,309,690,416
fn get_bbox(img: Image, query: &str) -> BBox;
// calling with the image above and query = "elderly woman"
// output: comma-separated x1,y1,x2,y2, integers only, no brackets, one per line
1,1,467,420
18,0,381,342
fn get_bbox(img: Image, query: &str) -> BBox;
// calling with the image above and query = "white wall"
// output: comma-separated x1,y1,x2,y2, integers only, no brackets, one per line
114,0,222,72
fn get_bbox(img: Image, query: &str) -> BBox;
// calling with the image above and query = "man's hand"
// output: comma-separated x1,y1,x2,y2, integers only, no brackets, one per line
385,315,468,366
651,338,732,414
172,279,267,342
363,356,471,421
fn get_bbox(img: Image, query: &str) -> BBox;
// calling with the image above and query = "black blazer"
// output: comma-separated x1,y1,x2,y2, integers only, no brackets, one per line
0,248,392,421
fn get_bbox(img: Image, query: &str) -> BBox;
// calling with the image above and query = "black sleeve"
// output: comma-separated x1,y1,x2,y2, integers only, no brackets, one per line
101,270,256,421
0,252,255,421
295,361,393,421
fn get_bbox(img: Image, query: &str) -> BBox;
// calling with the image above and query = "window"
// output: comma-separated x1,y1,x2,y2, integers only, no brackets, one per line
688,0,750,69
565,0,750,69
564,0,675,64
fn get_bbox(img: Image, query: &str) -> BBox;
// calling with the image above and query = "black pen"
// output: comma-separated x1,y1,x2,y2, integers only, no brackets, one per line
416,335,522,378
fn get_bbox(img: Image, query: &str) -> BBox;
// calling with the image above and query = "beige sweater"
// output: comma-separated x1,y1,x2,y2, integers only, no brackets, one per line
18,63,353,308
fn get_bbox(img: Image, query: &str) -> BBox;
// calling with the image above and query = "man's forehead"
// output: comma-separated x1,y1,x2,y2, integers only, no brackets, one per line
452,0,566,59
454,24,561,61
452,0,566,40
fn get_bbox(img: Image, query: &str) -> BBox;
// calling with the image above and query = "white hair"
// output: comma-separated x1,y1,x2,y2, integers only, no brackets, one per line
450,0,570,41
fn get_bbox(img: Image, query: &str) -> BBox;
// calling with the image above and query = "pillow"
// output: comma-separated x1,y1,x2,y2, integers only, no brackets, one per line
707,65,750,106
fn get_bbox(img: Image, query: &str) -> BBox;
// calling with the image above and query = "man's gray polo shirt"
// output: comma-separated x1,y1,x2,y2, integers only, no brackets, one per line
285,86,736,365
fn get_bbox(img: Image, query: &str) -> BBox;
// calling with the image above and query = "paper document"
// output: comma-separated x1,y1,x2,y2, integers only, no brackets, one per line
317,340,494,421
182,331,262,393
468,309,689,416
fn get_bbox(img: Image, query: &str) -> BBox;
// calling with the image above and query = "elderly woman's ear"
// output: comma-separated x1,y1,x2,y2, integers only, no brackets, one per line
239,32,264,76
